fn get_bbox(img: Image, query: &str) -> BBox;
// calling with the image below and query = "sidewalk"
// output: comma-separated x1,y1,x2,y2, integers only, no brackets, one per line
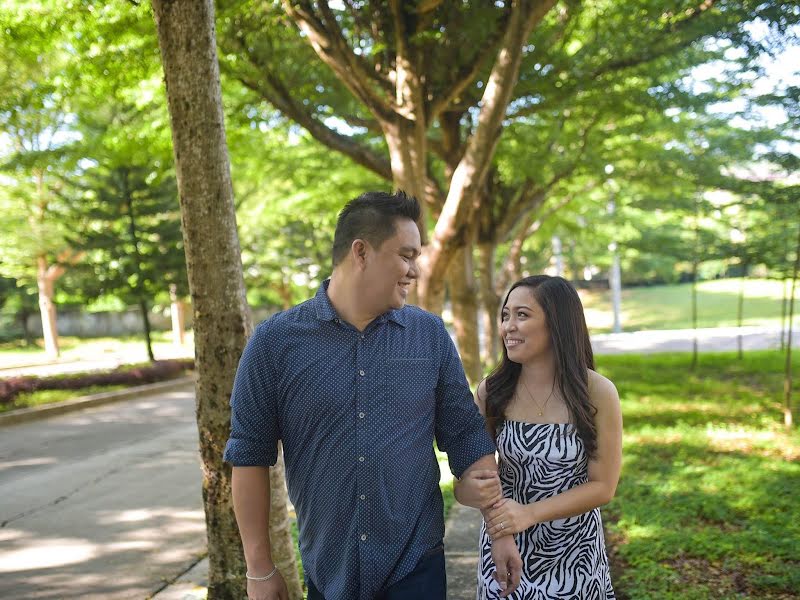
150,502,483,599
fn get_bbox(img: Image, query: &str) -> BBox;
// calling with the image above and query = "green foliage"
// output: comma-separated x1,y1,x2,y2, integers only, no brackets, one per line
65,162,187,306
598,350,800,599
226,122,385,309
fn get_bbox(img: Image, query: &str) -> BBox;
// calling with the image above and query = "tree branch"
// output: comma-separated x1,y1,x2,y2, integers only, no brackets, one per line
509,0,720,120
282,1,396,121
223,32,394,182
428,11,511,123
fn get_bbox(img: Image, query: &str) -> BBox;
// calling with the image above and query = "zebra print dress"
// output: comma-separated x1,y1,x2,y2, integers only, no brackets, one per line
477,421,615,599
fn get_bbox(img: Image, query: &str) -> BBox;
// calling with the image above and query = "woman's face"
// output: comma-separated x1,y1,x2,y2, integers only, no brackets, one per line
500,286,551,364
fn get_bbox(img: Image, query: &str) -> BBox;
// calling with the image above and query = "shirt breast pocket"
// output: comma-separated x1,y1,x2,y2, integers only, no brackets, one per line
385,358,437,419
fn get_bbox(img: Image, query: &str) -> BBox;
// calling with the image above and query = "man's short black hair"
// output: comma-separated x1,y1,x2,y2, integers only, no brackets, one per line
332,190,421,267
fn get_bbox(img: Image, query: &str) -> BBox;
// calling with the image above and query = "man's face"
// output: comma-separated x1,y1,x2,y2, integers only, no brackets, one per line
362,217,422,312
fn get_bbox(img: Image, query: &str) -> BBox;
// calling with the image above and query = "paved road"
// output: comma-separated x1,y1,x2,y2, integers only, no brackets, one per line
0,386,204,600
592,325,795,354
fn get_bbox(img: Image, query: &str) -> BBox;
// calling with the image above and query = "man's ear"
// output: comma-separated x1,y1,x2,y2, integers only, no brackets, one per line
351,239,368,268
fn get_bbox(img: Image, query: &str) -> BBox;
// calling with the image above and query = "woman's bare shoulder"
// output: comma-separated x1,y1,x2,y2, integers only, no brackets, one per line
588,369,620,409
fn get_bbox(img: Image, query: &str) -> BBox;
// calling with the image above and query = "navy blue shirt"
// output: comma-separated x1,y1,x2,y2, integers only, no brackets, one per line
224,281,495,600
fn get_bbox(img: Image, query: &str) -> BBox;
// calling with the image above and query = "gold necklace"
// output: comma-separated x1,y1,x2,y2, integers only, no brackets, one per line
519,377,555,417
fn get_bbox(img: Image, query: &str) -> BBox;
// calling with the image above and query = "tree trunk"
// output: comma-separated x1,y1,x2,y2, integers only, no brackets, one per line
18,309,35,346
124,174,155,363
151,2,301,598
138,298,155,362
269,445,298,585
36,255,61,358
382,118,427,220
477,242,501,366
382,118,447,313
446,246,482,386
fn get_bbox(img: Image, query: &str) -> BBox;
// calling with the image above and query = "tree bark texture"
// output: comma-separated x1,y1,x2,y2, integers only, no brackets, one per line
36,255,62,358
446,245,482,386
123,172,155,362
151,1,301,598
477,242,501,366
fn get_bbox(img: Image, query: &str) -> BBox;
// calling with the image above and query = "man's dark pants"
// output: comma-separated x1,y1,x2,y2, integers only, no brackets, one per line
306,545,446,600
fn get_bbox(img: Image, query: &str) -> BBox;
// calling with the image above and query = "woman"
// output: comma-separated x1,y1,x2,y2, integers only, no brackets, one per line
473,275,622,599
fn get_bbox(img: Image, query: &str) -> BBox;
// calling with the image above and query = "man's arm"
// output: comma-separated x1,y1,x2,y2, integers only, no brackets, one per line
232,466,288,600
225,322,286,599
454,379,502,509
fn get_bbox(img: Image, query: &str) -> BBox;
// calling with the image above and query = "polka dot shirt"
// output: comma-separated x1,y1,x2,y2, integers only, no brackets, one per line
224,280,495,599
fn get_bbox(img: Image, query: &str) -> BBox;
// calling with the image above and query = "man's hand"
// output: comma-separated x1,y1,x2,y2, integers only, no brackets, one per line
247,571,289,600
490,534,522,597
485,498,535,539
455,469,502,509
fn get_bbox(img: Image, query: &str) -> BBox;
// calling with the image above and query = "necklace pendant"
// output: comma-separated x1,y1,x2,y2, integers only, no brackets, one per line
538,411,543,416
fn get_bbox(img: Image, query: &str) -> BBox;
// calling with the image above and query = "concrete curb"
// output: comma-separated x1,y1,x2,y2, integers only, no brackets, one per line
0,357,84,373
150,556,208,600
0,375,197,427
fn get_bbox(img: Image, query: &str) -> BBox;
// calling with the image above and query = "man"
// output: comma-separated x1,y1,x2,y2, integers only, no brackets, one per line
224,191,520,600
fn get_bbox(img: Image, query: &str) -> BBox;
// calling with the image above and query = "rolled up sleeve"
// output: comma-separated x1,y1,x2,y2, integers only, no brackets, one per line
223,322,280,467
433,318,495,479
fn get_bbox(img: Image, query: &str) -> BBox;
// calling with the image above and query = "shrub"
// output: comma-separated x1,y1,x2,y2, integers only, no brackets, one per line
0,359,195,407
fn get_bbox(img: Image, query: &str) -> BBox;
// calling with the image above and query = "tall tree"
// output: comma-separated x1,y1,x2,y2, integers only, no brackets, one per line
67,162,187,361
217,0,798,380
0,7,82,356
151,1,301,598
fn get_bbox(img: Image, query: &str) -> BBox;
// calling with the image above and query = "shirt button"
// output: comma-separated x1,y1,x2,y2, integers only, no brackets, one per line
361,534,367,541
358,456,365,462
359,370,365,376
358,412,365,419
360,494,366,500
360,335,365,340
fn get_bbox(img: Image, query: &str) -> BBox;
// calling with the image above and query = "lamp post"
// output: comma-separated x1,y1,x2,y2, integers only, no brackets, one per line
606,165,622,333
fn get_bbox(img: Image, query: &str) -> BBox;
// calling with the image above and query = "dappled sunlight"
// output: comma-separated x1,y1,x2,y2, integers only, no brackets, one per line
583,307,614,331
697,278,786,297
63,391,196,427
98,507,205,533
621,523,661,542
0,456,57,472
0,535,97,571
704,425,800,460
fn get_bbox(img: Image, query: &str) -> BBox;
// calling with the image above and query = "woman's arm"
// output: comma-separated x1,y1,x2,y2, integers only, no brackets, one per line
485,372,622,539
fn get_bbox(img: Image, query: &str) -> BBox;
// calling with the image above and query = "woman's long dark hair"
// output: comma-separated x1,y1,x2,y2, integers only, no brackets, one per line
485,275,598,458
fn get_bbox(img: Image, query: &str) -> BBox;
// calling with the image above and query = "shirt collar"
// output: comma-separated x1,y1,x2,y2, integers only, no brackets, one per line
314,279,407,327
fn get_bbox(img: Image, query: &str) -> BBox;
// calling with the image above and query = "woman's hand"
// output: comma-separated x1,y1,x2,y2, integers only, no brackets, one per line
485,498,535,539
490,534,522,597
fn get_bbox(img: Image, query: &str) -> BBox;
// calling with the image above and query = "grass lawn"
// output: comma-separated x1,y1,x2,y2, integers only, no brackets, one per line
581,278,794,333
0,332,193,367
598,350,800,599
